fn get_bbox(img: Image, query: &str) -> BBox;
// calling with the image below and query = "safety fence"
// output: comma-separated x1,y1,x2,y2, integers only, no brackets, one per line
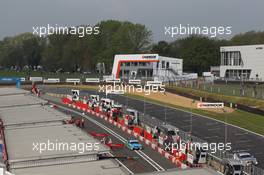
60,96,189,169
170,79,264,100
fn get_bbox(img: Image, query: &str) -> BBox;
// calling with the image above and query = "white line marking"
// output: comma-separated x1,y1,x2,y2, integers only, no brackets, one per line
108,152,134,175
137,150,165,171
55,103,165,172
204,136,219,139
124,95,264,138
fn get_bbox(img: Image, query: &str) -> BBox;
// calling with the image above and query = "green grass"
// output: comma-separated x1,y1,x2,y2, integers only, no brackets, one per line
125,93,264,136
172,83,264,99
167,86,264,111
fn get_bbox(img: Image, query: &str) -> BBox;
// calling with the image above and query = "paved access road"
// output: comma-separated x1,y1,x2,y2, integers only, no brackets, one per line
41,86,264,169
43,94,177,174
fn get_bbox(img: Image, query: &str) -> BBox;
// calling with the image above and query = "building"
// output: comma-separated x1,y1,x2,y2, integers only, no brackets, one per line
0,105,70,129
0,88,128,175
11,159,128,175
219,44,264,80
0,88,27,96
111,54,182,81
0,94,47,109
5,125,110,171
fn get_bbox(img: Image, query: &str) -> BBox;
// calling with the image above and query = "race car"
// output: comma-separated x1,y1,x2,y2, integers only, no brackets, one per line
100,98,112,112
111,104,123,121
126,138,142,150
88,95,99,108
233,152,258,166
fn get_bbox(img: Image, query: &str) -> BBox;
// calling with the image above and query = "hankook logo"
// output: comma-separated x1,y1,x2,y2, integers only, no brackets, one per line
142,55,157,59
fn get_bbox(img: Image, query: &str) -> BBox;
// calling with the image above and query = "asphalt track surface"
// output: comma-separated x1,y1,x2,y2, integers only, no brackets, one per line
41,86,264,169
42,94,177,174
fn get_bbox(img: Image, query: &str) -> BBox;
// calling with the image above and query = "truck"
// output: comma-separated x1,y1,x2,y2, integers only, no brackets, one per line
223,159,243,175
124,108,139,126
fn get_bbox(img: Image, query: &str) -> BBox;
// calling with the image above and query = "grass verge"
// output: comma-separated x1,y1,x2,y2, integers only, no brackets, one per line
167,86,264,110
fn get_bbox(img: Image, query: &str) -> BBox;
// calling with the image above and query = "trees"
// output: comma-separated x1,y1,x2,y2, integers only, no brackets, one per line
89,20,152,73
230,31,264,45
0,33,45,70
40,20,152,73
152,41,171,57
152,36,225,75
0,20,263,75
174,36,221,75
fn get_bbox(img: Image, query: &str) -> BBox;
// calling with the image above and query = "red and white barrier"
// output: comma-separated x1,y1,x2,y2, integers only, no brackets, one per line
61,97,188,169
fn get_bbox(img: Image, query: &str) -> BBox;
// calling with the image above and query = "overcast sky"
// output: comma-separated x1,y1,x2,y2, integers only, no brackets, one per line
1,0,264,42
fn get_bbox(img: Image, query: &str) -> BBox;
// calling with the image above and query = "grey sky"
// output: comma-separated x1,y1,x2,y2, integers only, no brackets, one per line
1,0,264,42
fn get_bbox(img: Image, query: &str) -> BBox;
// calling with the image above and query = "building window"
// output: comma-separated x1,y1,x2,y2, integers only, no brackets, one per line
225,69,251,79
139,62,146,66
221,51,242,66
124,70,129,76
166,62,170,69
162,61,165,69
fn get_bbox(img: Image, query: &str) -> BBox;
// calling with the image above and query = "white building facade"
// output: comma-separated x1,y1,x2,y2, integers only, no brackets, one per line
111,54,182,81
220,44,264,80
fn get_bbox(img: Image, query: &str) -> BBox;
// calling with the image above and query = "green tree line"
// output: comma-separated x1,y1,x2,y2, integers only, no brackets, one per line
0,20,264,75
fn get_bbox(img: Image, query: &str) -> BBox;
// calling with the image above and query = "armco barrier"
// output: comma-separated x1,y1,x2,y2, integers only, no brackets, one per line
61,97,188,169
143,131,153,142
133,126,142,135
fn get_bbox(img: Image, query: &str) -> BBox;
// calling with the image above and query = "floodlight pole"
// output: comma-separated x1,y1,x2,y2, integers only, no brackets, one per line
143,93,146,113
225,112,227,145
126,95,128,108
190,106,193,135
190,100,195,135
164,106,167,125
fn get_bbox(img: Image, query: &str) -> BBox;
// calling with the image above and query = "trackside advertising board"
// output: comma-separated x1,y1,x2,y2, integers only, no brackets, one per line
197,102,224,109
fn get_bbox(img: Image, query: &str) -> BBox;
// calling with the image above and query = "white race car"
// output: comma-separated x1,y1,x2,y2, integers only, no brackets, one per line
233,152,258,166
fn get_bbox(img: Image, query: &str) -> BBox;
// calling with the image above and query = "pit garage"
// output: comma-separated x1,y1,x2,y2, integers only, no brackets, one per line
0,87,27,96
0,94,47,108
11,159,128,175
0,105,70,129
4,124,110,172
